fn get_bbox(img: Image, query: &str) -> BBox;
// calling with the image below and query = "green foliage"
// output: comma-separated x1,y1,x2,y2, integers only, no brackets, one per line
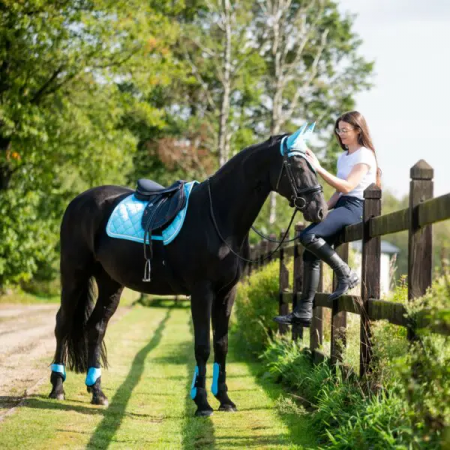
0,188,59,287
0,0,178,288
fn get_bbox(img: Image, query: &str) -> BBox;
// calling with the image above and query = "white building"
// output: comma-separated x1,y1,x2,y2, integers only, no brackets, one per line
350,240,400,296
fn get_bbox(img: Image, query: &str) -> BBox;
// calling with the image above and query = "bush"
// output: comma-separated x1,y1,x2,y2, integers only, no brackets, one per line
232,261,280,354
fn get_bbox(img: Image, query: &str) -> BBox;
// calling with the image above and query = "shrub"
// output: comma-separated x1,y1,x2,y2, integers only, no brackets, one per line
232,261,280,354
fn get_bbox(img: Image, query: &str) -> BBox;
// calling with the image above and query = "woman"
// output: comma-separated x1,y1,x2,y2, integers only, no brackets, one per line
274,111,381,327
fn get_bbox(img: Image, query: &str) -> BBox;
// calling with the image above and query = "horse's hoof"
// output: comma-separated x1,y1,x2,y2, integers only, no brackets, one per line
91,396,109,406
49,391,65,401
195,408,213,417
218,404,237,412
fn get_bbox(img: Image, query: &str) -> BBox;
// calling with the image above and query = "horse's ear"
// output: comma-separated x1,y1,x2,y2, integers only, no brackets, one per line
286,123,307,150
287,122,317,152
305,122,316,136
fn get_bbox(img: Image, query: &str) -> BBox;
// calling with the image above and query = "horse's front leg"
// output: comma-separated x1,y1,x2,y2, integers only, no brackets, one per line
86,271,123,406
211,285,237,412
190,282,214,416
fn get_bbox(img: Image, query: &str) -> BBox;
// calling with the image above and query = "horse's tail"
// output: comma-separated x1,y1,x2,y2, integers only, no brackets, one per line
61,276,106,373
55,188,111,373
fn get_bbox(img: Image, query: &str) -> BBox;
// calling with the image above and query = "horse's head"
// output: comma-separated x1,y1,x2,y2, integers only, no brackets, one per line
271,123,328,223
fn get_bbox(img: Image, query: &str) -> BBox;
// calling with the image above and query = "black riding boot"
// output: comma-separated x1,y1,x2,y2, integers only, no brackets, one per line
273,260,321,326
304,237,359,302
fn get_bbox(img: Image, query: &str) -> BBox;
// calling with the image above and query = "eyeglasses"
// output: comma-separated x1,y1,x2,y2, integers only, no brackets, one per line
335,128,355,135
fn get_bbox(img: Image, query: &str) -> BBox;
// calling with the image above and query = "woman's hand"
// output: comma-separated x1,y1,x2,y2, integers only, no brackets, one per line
305,148,322,171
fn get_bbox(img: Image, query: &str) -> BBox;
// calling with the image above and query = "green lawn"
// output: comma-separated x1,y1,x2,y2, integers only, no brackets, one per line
0,301,317,449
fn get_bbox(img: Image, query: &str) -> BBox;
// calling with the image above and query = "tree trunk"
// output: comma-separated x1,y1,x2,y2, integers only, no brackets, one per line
218,0,232,167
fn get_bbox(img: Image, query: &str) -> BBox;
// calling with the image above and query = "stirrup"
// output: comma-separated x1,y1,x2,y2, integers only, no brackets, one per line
142,259,151,282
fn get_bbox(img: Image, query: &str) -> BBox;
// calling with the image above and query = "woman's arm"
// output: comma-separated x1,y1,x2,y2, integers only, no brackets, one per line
305,149,369,194
327,191,340,209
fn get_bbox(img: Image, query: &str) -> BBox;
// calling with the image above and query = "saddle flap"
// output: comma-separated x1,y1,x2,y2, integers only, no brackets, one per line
141,184,187,231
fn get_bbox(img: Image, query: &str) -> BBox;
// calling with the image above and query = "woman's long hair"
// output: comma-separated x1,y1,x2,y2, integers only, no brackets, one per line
334,111,382,188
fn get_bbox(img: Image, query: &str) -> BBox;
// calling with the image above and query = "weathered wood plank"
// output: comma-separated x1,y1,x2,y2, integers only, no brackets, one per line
282,296,450,336
344,222,363,242
370,208,410,236
417,192,450,227
286,292,359,311
336,222,363,245
368,299,408,326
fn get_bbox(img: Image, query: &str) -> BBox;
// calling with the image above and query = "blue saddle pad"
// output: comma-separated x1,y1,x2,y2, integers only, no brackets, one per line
106,181,198,245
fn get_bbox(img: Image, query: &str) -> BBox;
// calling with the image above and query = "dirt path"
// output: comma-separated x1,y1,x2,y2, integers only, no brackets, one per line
0,303,130,418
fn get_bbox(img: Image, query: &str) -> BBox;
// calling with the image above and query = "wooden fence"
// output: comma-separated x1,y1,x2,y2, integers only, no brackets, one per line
246,160,450,377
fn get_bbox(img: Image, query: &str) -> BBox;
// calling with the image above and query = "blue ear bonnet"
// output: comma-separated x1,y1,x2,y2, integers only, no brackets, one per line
280,122,316,173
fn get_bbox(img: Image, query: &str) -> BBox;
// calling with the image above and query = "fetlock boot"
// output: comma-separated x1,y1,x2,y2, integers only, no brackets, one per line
303,237,359,302
273,260,321,326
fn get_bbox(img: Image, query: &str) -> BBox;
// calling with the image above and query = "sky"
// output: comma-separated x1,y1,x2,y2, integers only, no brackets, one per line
337,0,450,199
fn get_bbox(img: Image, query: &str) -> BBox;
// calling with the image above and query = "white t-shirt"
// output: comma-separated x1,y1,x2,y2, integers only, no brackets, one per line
336,147,377,200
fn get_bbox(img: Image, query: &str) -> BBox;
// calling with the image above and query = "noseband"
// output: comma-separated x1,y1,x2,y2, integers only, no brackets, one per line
275,136,323,210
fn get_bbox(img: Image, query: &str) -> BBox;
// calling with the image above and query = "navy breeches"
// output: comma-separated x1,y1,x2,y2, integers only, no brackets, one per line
300,196,364,262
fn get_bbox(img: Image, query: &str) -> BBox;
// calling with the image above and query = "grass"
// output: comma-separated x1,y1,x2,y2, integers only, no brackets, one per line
0,300,318,449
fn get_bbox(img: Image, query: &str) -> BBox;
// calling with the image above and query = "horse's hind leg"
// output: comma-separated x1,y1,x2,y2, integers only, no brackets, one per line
211,286,237,412
49,267,93,400
85,268,123,406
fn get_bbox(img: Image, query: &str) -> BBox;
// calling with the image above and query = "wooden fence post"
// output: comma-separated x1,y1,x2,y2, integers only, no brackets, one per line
292,223,305,341
254,243,260,272
310,262,324,360
331,243,349,366
260,241,268,267
278,230,290,335
268,234,277,263
248,244,255,276
408,160,434,340
360,183,382,377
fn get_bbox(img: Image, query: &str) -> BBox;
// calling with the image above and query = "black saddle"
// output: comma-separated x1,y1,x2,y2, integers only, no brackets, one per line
135,179,185,199
134,179,187,282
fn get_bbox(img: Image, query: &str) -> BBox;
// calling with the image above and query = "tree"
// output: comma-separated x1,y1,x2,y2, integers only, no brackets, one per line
180,0,263,167
0,0,177,287
253,0,373,222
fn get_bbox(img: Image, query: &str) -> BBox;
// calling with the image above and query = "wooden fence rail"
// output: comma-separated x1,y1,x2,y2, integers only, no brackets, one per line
247,160,450,376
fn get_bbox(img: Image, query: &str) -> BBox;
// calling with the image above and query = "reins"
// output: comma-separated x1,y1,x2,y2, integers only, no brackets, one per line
207,178,299,264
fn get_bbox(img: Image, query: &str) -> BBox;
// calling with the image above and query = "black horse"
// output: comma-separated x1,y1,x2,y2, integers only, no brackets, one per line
49,132,327,416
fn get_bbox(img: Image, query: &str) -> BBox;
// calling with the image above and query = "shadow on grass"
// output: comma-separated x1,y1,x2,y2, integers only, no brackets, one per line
228,332,318,449
136,297,191,309
85,307,173,449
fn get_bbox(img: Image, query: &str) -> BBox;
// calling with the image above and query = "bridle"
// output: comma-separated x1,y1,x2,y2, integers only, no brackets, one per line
275,135,323,210
208,135,324,263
